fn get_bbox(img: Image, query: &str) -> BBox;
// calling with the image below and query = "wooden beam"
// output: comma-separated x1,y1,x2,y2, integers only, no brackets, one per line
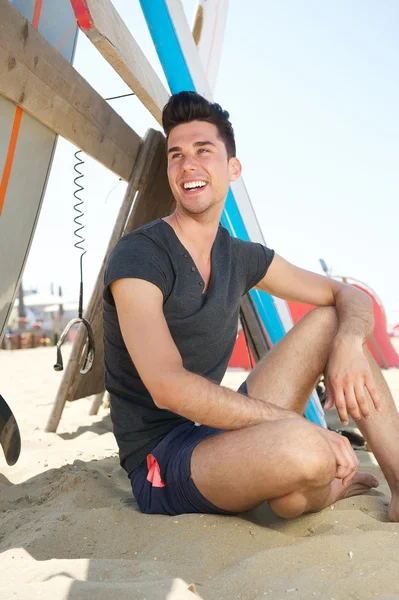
71,0,170,125
46,129,175,432
0,0,141,180
239,294,270,363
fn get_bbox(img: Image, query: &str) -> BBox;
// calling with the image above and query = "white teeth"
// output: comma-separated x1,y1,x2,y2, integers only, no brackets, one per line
183,181,206,189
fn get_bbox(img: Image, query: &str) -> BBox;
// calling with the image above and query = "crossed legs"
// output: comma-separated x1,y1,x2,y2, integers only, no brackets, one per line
191,307,398,519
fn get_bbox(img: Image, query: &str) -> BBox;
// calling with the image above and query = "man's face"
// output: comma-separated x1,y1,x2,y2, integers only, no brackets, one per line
167,120,241,217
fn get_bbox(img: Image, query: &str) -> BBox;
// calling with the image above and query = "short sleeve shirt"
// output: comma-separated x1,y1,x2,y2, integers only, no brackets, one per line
103,219,274,476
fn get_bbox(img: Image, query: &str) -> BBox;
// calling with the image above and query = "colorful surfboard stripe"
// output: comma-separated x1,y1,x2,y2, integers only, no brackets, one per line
139,0,326,427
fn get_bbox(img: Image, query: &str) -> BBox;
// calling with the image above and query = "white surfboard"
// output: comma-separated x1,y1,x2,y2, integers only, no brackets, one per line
0,0,78,342
192,0,230,93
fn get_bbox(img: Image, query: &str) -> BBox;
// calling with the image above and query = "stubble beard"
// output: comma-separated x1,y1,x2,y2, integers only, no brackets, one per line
178,187,227,219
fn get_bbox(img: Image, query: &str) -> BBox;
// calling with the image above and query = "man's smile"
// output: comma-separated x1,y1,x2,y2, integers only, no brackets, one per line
180,179,209,194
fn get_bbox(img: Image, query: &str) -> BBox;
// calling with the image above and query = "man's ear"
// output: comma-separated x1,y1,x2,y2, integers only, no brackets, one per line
228,157,242,182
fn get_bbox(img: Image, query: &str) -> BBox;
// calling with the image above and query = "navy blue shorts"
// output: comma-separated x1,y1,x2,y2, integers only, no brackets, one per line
130,380,248,516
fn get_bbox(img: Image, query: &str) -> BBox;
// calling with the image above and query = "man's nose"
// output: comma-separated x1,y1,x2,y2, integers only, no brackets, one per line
181,155,199,170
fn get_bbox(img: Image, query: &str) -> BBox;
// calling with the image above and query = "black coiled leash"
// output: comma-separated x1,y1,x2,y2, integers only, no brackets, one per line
54,150,95,374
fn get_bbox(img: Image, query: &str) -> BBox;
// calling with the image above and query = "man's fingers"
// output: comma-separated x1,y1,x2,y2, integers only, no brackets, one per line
365,374,382,413
338,436,358,477
354,381,371,420
324,395,334,411
328,431,359,480
344,384,362,421
342,470,357,486
333,387,349,425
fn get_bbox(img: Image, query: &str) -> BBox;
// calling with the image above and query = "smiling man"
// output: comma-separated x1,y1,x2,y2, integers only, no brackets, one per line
103,91,399,521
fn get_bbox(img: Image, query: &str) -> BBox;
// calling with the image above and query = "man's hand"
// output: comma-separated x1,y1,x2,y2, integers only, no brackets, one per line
325,336,381,425
318,427,359,485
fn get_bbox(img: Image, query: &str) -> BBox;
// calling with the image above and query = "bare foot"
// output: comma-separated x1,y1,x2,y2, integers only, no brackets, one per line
325,472,379,508
388,494,399,522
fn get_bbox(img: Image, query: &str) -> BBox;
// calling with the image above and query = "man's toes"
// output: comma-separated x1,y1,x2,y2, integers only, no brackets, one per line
364,473,379,488
355,472,379,488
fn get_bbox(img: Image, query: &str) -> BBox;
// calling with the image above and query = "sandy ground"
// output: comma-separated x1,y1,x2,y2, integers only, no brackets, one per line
1,341,399,599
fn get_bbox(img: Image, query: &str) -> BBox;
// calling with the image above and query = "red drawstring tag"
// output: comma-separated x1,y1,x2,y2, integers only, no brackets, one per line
146,454,166,487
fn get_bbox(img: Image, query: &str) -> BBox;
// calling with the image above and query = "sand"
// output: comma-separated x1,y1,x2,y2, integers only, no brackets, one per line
1,342,399,599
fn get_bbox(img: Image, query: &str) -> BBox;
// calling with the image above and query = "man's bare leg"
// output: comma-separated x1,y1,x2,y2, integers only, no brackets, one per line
246,307,399,520
191,413,377,516
192,307,378,516
245,306,338,414
353,348,399,522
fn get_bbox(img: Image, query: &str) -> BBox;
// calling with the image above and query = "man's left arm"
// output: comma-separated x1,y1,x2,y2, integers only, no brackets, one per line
255,253,381,424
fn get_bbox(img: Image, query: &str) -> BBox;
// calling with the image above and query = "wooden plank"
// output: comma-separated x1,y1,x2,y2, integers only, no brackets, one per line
46,129,175,432
89,391,105,416
239,294,270,363
0,0,140,180
71,0,170,125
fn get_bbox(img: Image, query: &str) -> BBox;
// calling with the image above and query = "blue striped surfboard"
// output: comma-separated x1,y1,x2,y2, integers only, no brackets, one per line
139,0,326,426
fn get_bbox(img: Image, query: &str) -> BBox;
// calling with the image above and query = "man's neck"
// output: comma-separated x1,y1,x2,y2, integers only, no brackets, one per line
163,209,221,260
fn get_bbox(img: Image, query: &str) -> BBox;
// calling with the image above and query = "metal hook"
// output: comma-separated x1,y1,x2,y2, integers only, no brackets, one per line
54,317,95,375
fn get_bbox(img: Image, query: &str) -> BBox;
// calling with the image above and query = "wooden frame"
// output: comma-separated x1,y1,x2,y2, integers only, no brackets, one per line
46,129,175,432
0,0,140,180
71,0,170,125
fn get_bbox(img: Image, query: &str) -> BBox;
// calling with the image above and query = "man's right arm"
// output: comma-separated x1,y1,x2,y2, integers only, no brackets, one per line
110,278,299,429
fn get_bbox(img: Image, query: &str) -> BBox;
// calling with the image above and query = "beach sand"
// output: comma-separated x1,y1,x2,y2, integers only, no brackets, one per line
1,341,399,599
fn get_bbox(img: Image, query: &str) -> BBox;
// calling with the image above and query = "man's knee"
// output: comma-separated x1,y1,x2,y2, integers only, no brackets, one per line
298,306,339,354
292,425,336,488
305,306,338,331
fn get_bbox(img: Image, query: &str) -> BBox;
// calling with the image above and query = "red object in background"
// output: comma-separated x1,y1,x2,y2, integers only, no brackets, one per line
229,330,254,369
286,284,399,369
229,283,399,370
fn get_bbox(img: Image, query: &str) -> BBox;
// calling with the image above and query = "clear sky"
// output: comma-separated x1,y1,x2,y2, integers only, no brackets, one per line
23,0,399,324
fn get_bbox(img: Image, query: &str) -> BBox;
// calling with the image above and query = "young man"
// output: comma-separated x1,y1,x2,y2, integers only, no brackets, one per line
103,92,399,521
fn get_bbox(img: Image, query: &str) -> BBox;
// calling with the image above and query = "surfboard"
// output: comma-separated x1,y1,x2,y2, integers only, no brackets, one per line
192,0,230,93
139,0,326,426
0,0,79,343
0,394,21,466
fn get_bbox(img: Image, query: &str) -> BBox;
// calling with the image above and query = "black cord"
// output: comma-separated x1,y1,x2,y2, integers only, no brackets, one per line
105,92,136,101
72,150,86,319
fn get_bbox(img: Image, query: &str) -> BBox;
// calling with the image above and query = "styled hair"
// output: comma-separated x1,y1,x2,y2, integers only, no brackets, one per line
162,91,236,158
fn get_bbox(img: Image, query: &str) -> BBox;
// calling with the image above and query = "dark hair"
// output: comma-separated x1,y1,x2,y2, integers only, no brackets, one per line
162,91,236,158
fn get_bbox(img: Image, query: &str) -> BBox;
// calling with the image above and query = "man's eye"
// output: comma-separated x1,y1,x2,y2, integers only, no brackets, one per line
172,153,182,159
198,148,209,154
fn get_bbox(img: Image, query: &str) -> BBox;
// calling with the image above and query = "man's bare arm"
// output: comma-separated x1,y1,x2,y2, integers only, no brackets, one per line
256,254,380,422
111,278,299,429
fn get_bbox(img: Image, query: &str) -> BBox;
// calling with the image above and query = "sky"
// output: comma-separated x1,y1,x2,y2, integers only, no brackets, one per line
22,0,399,324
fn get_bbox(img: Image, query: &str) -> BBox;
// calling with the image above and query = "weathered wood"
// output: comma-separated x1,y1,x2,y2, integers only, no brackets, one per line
45,133,150,432
89,392,105,416
103,391,110,409
0,0,140,180
239,294,270,363
46,129,175,432
71,0,169,125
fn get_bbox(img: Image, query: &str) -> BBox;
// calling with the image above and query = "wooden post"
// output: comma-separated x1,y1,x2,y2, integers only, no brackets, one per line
0,0,141,180
46,128,175,432
89,392,105,416
239,294,270,363
70,0,169,124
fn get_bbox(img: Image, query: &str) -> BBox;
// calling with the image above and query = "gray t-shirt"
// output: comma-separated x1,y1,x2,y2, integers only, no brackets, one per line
103,218,274,476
